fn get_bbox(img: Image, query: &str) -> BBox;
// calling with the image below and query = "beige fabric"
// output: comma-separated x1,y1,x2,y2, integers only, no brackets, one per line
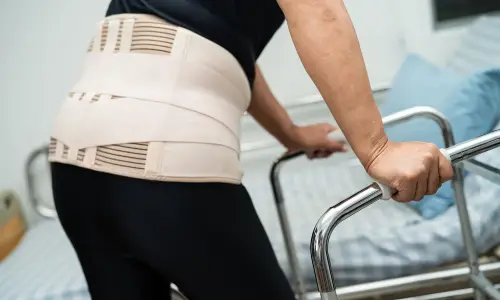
49,14,251,184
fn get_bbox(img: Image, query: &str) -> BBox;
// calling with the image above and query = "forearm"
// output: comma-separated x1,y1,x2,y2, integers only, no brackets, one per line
247,65,297,148
277,0,388,167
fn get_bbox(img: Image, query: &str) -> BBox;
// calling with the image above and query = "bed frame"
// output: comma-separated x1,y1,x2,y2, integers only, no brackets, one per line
24,107,500,300
270,106,500,299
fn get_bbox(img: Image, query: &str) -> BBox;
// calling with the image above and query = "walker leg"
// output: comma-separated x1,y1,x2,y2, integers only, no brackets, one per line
270,152,308,300
451,168,486,300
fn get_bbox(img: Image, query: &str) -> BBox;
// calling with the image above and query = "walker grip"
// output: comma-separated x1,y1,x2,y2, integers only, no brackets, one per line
373,148,451,200
329,130,452,200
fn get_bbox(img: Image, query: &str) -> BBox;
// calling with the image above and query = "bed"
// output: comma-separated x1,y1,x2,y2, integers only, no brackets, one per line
2,14,500,300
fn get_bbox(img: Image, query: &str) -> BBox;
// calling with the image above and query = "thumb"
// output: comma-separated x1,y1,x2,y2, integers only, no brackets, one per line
323,138,347,151
320,123,336,133
319,124,346,150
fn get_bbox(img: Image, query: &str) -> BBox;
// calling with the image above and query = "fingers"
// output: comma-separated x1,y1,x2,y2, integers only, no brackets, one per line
415,150,440,201
427,151,441,195
396,147,432,202
306,149,338,160
393,181,416,203
438,153,454,184
370,141,454,204
324,140,348,152
320,123,337,133
394,146,451,203
316,123,347,152
414,174,428,201
413,146,441,202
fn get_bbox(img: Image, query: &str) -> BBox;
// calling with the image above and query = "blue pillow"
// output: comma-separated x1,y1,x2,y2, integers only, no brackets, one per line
380,54,500,219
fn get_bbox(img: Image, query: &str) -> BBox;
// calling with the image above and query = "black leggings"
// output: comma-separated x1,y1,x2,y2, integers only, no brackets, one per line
50,163,296,300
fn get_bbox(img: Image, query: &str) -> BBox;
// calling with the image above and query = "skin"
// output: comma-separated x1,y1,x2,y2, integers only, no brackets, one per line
248,0,454,202
247,65,347,159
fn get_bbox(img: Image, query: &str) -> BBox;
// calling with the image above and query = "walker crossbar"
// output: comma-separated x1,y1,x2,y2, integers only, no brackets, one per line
310,129,500,300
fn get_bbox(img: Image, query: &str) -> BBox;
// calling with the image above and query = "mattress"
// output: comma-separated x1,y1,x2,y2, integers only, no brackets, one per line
0,221,89,300
242,124,500,289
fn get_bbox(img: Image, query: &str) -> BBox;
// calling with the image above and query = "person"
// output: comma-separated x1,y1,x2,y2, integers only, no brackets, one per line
47,0,454,299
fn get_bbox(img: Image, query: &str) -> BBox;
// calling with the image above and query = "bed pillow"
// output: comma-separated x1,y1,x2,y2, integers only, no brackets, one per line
379,54,500,219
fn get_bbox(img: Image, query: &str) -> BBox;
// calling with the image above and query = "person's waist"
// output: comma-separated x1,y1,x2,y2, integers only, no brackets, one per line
51,16,250,152
111,1,256,86
105,13,251,98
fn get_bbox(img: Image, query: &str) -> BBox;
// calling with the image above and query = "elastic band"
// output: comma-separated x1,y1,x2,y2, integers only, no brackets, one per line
104,20,121,53
119,19,135,53
70,52,244,140
92,22,103,52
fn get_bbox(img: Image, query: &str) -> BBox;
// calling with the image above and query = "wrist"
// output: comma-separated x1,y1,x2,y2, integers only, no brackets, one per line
280,124,301,149
357,130,390,171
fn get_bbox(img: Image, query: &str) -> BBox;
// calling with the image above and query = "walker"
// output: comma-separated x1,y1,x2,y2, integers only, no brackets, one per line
310,128,500,300
270,106,500,299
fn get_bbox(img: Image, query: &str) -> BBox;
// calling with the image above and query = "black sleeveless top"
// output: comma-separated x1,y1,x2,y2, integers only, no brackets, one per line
106,0,285,86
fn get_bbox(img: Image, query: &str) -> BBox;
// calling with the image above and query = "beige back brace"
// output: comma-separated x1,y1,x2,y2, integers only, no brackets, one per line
49,14,251,184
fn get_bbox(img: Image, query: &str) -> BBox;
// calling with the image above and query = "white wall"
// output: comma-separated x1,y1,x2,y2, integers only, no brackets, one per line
0,0,110,223
0,0,471,224
259,0,406,104
258,0,470,106
394,0,468,66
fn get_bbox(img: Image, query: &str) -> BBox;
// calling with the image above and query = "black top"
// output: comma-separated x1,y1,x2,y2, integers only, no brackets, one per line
106,0,286,86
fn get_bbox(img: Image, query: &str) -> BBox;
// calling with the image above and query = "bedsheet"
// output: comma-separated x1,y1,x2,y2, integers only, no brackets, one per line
0,221,89,300
243,125,500,290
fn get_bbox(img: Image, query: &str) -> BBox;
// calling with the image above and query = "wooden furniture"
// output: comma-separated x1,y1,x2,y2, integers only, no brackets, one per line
0,190,26,261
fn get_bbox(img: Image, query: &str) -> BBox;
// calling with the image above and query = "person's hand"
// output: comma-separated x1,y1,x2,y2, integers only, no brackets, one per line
286,123,347,159
365,140,454,203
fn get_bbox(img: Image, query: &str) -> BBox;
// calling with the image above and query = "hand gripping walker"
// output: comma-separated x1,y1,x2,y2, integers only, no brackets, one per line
271,107,500,299
310,129,500,300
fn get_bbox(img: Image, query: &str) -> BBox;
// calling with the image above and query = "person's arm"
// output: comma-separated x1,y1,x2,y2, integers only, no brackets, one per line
247,65,297,148
276,0,387,168
275,0,454,204
247,65,346,155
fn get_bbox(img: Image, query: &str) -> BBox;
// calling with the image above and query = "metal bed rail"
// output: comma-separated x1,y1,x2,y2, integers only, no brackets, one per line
269,106,500,300
25,145,54,219
311,129,500,300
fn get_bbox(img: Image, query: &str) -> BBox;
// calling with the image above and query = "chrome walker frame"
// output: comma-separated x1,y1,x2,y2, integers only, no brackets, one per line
270,106,500,299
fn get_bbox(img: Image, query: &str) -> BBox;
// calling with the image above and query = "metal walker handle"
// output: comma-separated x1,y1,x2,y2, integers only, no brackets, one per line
310,130,500,300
